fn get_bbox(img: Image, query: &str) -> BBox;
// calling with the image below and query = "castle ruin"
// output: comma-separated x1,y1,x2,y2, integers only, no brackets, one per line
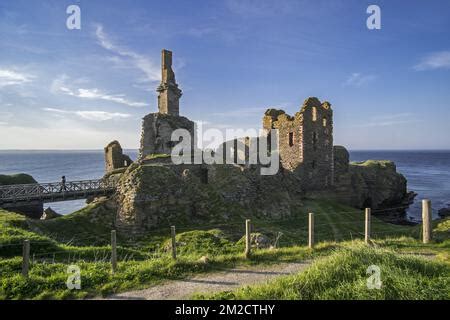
105,49,408,231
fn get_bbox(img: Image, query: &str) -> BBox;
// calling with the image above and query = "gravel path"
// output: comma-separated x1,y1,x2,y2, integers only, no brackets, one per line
105,262,310,300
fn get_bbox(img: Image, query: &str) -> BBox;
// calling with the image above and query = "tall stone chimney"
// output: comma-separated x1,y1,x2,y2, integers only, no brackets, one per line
157,49,182,116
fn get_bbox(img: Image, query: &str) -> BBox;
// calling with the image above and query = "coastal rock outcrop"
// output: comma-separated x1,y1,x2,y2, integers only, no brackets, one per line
40,207,62,220
332,146,407,210
438,206,450,218
0,173,43,219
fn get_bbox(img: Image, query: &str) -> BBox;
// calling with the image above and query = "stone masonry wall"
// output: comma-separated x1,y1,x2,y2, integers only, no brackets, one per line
104,140,133,173
300,97,334,189
138,113,195,160
262,97,333,190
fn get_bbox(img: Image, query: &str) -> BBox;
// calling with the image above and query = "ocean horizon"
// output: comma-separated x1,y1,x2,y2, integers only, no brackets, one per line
1,149,449,222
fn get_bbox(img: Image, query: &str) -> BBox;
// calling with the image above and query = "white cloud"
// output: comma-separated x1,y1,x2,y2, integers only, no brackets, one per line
51,75,148,107
414,51,450,71
343,73,376,87
94,24,160,83
0,68,34,87
43,108,131,121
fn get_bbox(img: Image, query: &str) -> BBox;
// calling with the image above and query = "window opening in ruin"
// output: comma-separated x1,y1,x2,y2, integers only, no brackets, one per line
323,117,327,127
289,132,294,147
313,132,318,151
312,107,317,121
312,160,316,169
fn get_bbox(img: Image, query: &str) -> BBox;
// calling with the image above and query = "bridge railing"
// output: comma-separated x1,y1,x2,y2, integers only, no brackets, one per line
0,179,117,202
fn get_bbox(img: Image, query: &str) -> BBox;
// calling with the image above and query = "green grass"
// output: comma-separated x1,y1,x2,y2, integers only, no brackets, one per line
26,202,115,246
350,160,393,168
143,153,171,160
196,243,450,300
0,198,448,300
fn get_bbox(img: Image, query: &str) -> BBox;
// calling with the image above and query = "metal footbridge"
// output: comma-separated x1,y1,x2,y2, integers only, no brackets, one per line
0,179,116,207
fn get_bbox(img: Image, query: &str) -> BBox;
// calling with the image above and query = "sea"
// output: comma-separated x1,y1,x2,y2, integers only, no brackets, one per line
1,150,449,222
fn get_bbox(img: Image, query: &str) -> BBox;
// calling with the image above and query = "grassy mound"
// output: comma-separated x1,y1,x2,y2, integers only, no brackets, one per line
27,201,115,246
198,244,450,300
163,229,241,256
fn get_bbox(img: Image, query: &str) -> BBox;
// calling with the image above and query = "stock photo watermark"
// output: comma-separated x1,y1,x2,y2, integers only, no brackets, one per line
66,4,81,30
366,265,382,290
170,127,280,176
66,264,81,290
367,5,381,30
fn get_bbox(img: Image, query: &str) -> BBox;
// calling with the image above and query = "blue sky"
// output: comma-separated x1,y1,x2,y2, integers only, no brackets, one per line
0,0,449,149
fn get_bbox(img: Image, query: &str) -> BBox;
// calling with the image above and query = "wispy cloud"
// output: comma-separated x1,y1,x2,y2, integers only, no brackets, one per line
0,68,34,87
414,51,450,71
94,24,160,83
353,113,418,127
343,73,376,87
43,108,131,121
51,75,148,107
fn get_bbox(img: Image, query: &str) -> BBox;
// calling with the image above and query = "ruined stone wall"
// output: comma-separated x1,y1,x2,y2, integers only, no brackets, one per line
115,162,302,232
104,141,132,173
260,97,334,190
263,109,303,172
138,113,195,160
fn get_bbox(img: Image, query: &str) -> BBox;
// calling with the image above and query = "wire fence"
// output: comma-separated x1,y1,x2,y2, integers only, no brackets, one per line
1,199,440,277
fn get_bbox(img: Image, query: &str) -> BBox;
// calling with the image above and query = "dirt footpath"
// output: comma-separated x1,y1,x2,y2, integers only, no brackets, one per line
105,262,310,300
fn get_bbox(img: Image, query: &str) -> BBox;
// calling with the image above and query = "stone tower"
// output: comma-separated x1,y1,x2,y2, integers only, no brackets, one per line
300,97,334,189
138,50,195,160
157,49,182,116
262,97,334,190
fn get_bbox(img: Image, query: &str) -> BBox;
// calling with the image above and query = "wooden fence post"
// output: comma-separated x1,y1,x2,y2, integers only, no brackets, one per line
365,208,371,244
245,219,251,258
422,199,432,244
171,226,177,259
111,230,117,273
308,213,314,249
22,239,30,277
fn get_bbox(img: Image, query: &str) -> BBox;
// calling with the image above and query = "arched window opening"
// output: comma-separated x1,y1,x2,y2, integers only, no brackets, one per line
323,117,327,127
312,107,317,121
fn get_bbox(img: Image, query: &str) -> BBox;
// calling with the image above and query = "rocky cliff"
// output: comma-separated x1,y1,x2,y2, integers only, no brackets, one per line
331,146,408,213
